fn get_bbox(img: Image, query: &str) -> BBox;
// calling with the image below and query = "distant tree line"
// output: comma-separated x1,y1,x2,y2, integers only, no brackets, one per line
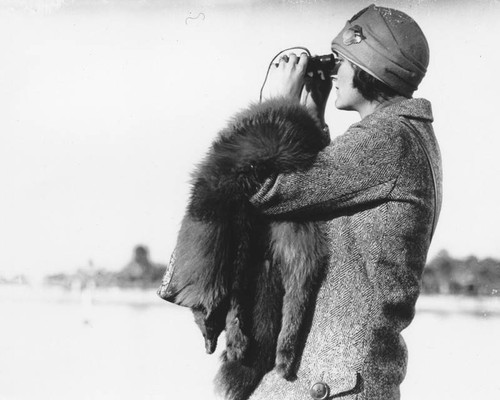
422,250,500,296
40,247,500,296
44,245,166,290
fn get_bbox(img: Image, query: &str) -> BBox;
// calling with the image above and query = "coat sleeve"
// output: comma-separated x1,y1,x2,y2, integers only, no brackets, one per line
249,123,405,217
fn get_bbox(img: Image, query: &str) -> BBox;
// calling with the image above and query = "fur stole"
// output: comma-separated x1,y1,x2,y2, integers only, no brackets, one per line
159,99,329,400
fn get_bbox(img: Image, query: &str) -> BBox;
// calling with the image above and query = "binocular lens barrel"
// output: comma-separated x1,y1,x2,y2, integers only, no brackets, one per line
306,54,340,76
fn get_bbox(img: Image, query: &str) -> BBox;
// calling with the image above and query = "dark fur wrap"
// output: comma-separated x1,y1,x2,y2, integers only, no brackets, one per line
165,99,329,400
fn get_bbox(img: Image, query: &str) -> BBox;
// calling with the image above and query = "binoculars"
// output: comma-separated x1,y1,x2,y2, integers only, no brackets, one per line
261,49,340,101
305,53,340,77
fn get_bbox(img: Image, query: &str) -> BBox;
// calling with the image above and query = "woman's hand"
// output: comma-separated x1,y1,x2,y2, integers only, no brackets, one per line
301,68,333,126
261,52,308,103
260,51,332,125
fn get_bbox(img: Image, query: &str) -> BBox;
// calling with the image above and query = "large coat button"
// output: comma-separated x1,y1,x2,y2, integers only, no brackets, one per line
310,382,330,399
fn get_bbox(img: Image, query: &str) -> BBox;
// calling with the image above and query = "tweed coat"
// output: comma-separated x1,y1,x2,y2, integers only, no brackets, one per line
244,97,442,400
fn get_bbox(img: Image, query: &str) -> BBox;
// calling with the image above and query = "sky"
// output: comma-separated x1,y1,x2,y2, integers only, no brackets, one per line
0,0,499,279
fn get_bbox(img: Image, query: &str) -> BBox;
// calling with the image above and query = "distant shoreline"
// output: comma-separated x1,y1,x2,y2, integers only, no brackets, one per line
2,285,500,317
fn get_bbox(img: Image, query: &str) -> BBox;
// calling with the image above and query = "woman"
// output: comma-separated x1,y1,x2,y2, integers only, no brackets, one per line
160,4,442,400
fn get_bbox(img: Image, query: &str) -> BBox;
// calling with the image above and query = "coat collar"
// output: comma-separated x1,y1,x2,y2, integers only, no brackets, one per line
376,97,434,122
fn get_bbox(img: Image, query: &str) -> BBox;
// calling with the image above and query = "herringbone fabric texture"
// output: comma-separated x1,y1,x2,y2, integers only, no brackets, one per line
246,98,442,400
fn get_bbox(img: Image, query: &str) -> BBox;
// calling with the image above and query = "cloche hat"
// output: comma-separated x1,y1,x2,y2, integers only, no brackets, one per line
331,4,429,97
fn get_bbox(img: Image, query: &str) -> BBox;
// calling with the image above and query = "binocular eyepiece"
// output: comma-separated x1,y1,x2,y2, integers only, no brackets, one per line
305,53,340,77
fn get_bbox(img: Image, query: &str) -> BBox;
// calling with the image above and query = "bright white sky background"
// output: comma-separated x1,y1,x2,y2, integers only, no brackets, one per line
0,0,499,279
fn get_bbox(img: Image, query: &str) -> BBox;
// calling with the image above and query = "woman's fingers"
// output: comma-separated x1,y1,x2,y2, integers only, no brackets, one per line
262,52,310,102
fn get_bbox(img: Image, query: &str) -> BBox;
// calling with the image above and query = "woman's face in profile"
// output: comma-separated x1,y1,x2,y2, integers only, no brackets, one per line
333,57,365,113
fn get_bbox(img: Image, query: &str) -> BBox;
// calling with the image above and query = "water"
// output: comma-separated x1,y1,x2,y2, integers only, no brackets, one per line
1,286,499,400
